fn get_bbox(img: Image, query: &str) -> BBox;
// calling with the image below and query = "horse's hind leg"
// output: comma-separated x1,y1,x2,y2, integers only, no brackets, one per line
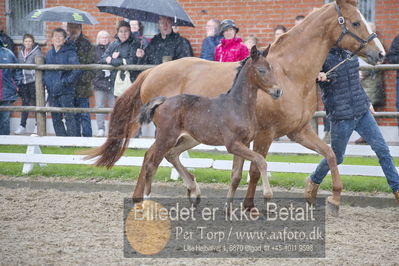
132,131,179,203
288,123,342,214
164,135,201,205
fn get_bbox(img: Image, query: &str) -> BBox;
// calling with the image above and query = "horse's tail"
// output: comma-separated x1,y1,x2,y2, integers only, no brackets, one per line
85,68,152,169
139,96,167,125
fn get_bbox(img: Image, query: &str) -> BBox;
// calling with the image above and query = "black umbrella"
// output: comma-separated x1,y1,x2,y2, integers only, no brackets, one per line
25,6,99,25
96,0,195,27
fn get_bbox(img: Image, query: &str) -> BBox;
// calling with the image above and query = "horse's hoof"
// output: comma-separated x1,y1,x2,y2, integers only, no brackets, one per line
326,196,340,217
132,197,143,204
304,176,320,205
394,191,399,204
243,199,255,210
187,189,201,207
144,194,151,200
263,191,273,203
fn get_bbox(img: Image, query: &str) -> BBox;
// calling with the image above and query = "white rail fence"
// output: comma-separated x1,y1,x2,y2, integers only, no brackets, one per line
0,136,398,179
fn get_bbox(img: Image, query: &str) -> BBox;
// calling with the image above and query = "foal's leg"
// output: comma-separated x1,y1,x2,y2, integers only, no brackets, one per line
288,123,343,210
244,132,273,209
226,141,273,204
226,155,245,204
132,131,179,202
164,136,201,205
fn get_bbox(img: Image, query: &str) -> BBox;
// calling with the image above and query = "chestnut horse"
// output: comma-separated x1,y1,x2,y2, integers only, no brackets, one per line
133,46,282,203
88,0,385,213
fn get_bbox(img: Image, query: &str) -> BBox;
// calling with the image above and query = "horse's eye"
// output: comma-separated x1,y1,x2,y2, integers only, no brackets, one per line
352,21,361,27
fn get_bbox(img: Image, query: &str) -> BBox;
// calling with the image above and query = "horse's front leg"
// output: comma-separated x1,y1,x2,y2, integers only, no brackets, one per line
244,131,273,209
288,123,343,214
226,139,273,210
226,155,245,204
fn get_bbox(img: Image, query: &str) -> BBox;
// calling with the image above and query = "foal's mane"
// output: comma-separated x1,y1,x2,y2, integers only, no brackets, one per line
226,53,258,94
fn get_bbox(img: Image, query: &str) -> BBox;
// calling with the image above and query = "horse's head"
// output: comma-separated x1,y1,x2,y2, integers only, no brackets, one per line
249,45,282,99
332,0,385,64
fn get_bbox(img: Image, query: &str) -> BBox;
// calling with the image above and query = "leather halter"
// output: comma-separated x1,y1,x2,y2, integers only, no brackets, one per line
334,3,377,54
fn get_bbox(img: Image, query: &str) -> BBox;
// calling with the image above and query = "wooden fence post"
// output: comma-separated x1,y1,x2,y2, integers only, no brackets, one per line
35,56,46,136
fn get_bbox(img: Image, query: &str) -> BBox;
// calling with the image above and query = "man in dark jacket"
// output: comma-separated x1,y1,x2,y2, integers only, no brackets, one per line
43,28,81,136
0,39,22,135
305,47,399,204
387,34,399,134
137,16,193,65
200,19,222,61
67,23,95,137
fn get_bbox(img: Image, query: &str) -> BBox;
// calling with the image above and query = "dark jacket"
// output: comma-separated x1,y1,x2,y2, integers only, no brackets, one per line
18,43,42,85
0,31,15,55
93,44,112,91
387,34,399,75
100,34,142,87
144,31,193,65
200,35,222,61
68,33,95,98
319,47,369,121
0,47,22,102
43,42,82,97
132,31,149,49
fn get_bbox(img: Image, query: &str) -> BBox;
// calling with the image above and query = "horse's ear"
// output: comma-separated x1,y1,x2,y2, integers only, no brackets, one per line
250,45,259,61
262,44,271,57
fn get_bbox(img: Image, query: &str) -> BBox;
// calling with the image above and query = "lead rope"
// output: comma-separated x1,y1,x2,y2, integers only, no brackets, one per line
325,52,354,76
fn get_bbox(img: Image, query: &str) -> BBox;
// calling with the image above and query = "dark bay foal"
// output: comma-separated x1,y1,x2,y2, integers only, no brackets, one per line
133,46,282,204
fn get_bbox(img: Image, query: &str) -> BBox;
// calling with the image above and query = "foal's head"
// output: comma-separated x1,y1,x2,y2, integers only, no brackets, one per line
247,45,282,99
329,0,385,64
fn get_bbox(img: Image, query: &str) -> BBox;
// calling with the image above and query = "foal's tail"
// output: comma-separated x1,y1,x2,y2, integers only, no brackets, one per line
139,96,167,125
85,69,152,169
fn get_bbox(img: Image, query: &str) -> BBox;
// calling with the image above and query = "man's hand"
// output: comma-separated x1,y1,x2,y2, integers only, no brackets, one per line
317,72,328,82
136,48,145,58
112,52,120,59
369,104,376,114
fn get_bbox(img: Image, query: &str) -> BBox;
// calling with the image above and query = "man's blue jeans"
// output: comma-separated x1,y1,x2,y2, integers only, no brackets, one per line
310,111,399,193
0,101,12,135
74,97,92,137
48,94,77,136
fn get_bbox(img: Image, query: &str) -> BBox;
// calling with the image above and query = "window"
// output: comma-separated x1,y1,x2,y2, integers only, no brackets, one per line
6,0,45,40
324,0,375,22
142,22,159,39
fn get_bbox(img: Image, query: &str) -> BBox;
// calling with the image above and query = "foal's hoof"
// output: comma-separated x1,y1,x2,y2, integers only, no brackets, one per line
326,196,340,217
187,189,201,207
263,192,273,204
132,197,143,204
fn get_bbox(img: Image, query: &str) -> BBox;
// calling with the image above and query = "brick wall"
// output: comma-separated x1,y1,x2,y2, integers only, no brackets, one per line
1,0,398,126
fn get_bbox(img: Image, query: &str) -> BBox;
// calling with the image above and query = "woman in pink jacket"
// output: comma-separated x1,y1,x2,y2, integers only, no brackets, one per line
214,19,249,62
